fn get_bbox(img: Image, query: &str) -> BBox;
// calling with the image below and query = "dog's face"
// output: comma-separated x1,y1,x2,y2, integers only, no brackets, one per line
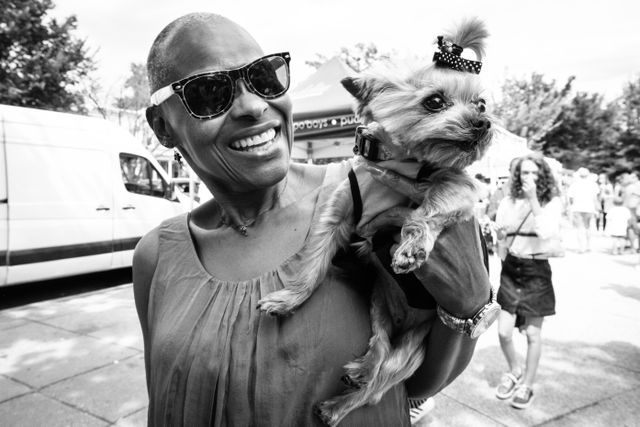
342,63,493,169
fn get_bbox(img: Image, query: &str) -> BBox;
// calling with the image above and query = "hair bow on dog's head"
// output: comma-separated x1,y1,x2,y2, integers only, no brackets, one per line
433,35,482,74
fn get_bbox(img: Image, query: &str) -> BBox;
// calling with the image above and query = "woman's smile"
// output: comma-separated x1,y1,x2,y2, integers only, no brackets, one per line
229,127,278,152
227,126,285,158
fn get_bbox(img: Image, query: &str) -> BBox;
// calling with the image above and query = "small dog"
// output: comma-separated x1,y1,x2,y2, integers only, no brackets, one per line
259,18,493,426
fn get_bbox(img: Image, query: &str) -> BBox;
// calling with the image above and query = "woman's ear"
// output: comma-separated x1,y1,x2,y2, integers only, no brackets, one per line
146,106,176,148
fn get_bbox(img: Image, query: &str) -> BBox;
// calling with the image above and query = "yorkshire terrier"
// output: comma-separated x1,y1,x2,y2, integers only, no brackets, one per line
258,18,493,426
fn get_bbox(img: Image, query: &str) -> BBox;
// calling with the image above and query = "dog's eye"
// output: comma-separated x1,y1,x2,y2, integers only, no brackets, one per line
422,94,447,112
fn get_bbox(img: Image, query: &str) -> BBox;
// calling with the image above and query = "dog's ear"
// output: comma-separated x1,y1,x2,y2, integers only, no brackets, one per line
341,76,375,105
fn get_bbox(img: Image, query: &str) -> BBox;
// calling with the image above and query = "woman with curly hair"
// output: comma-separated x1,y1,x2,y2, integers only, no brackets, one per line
492,153,562,409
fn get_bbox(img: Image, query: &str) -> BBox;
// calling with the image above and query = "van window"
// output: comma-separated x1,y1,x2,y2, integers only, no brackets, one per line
120,154,167,198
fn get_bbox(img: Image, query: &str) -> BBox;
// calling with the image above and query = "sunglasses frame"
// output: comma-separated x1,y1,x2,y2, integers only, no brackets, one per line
150,52,291,120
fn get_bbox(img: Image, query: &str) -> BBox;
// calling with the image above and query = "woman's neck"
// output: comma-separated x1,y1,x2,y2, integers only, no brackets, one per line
191,163,326,232
213,177,289,232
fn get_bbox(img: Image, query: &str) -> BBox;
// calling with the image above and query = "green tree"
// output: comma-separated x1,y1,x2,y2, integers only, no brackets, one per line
0,0,96,112
542,92,621,173
112,62,157,151
615,75,640,173
493,73,574,150
306,43,390,73
114,62,149,112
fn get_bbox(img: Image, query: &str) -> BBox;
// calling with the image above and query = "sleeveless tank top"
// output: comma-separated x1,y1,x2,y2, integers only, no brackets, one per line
146,162,410,426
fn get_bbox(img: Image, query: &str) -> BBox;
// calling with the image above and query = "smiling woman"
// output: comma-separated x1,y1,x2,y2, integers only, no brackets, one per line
132,11,492,427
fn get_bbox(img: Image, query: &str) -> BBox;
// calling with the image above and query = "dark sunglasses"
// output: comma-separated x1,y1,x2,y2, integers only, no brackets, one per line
150,52,291,120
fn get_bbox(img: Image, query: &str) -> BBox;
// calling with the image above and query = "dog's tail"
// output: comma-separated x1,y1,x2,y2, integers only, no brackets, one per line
287,179,355,288
446,17,489,60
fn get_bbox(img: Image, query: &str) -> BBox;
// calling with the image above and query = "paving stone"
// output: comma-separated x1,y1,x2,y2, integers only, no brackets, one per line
114,407,147,427
0,316,30,331
0,376,32,402
2,285,135,323
0,322,137,388
0,392,108,426
540,386,640,427
41,354,147,423
413,394,502,427
1,302,70,321
41,305,143,351
443,343,640,427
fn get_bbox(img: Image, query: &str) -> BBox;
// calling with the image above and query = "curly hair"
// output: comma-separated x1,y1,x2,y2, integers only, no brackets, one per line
508,153,559,205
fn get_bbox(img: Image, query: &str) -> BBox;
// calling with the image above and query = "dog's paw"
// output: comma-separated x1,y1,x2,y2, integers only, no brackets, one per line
392,241,429,272
392,223,438,273
391,244,428,274
313,398,350,427
256,291,298,317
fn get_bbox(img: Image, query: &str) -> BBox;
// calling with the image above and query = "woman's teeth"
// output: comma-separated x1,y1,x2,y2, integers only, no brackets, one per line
230,128,277,152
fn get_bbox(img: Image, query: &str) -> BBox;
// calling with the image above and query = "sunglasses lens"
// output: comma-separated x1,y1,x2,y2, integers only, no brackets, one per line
247,56,289,98
183,74,233,117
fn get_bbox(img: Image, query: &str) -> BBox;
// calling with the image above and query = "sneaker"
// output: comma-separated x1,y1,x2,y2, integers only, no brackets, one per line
409,397,434,425
495,372,521,400
510,385,534,409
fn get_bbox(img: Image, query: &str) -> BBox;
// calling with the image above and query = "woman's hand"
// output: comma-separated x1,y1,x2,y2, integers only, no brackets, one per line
491,222,506,240
522,175,537,201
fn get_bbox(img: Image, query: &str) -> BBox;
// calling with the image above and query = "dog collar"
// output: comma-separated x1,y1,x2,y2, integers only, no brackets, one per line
352,125,393,162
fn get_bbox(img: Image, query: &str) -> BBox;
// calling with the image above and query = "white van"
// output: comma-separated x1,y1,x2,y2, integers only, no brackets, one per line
0,104,191,286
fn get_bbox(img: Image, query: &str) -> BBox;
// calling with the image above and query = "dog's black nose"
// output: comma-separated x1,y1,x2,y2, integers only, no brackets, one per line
472,119,490,129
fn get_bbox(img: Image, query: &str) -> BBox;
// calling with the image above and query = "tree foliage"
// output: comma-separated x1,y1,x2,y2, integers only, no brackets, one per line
615,76,640,173
493,73,574,150
0,0,96,112
306,43,390,73
542,92,621,173
114,62,149,111
112,62,157,151
495,72,640,175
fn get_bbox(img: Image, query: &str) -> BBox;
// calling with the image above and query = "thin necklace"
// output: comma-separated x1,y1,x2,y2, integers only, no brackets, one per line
220,177,288,236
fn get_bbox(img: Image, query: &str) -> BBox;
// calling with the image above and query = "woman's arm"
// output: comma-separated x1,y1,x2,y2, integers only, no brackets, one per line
404,217,492,398
132,228,160,393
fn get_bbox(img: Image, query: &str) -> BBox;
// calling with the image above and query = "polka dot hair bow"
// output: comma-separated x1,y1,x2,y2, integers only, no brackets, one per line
432,35,482,74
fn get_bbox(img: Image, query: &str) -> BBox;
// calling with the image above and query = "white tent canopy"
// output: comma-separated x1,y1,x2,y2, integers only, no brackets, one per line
290,57,359,161
466,126,531,181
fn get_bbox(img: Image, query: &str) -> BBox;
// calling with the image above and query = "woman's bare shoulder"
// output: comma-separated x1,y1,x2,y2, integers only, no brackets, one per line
289,160,353,191
289,162,326,189
132,227,161,322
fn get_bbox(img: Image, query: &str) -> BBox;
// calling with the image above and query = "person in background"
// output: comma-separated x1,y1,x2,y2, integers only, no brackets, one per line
605,197,632,255
596,173,614,233
493,153,562,409
567,167,599,252
621,172,640,252
474,173,494,255
134,12,493,426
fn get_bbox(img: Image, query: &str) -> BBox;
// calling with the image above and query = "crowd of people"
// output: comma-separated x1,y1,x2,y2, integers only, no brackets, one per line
471,159,640,412
475,167,640,257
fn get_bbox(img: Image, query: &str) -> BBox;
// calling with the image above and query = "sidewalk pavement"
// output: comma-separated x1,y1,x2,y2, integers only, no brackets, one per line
1,229,639,426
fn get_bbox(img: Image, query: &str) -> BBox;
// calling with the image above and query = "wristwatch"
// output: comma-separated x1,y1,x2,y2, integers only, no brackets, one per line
436,287,501,339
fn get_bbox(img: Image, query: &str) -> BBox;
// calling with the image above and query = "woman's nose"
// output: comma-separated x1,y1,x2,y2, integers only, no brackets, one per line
230,79,268,119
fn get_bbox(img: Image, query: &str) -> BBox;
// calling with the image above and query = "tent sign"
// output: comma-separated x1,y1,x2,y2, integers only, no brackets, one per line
293,114,360,137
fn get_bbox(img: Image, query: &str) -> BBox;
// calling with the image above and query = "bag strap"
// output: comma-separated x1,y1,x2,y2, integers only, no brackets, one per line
348,168,363,224
507,210,532,251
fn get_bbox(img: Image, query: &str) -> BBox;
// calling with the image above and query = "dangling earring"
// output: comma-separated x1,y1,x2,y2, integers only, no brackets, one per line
174,150,183,166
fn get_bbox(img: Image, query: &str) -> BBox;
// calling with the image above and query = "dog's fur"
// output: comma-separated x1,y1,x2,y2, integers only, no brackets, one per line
258,18,493,426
